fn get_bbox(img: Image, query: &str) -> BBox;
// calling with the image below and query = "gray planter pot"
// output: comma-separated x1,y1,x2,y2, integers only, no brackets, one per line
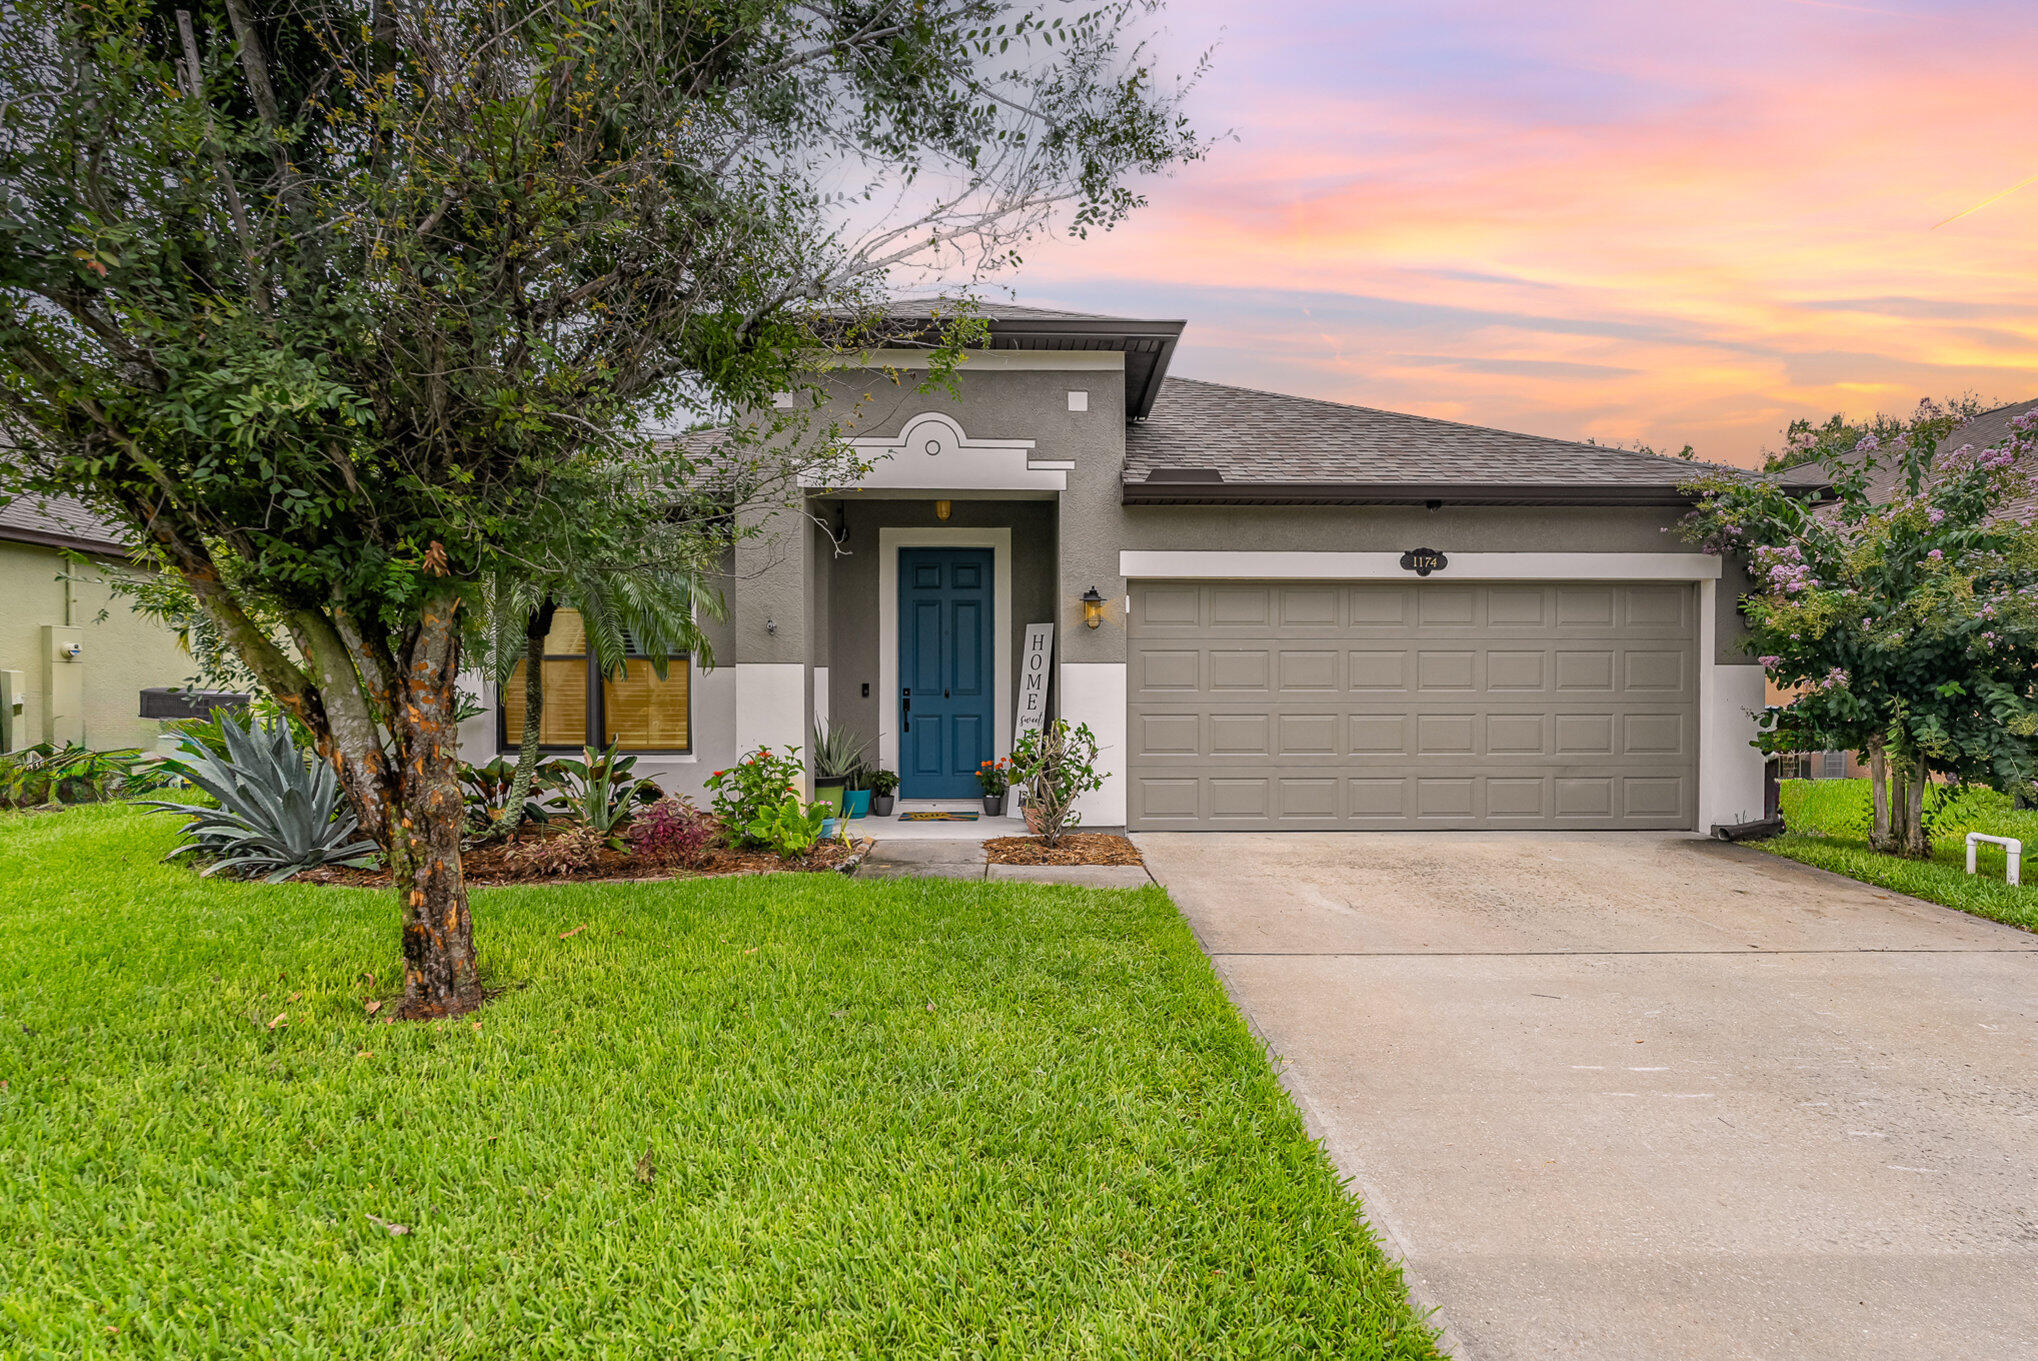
870,793,895,816
981,793,1006,817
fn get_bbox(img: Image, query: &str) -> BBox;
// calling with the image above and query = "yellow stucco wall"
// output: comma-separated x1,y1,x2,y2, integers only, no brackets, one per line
0,540,199,753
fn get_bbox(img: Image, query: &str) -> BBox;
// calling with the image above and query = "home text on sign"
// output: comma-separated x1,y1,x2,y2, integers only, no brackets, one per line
1015,624,1054,741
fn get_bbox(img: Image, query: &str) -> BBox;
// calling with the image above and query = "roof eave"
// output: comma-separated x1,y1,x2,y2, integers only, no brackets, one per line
0,524,132,555
1121,479,1705,508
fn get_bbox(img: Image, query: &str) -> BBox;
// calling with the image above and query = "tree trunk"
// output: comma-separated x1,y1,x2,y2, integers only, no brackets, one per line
1868,738,1893,853
1900,752,1931,860
484,599,555,841
387,593,480,1016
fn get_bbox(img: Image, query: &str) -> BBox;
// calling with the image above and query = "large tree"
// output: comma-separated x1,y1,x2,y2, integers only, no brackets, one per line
0,0,1204,1014
1682,401,2038,856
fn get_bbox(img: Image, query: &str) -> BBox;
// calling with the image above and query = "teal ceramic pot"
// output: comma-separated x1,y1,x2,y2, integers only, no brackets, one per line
842,788,872,819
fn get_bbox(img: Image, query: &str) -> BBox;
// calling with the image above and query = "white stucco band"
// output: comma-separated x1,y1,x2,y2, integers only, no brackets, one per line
1698,578,1767,832
1118,550,1725,581
1058,662,1127,827
735,663,806,765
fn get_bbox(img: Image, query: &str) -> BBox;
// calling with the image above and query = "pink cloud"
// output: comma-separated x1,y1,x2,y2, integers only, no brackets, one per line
1006,0,2038,464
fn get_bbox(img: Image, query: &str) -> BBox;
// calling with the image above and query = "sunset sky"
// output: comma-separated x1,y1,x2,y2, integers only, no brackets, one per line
1013,0,2038,467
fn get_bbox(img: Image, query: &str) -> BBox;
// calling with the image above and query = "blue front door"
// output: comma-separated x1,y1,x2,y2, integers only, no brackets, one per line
899,547,994,799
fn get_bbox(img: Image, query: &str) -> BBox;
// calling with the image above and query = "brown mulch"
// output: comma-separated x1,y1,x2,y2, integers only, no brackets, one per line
983,833,1144,867
299,830,868,888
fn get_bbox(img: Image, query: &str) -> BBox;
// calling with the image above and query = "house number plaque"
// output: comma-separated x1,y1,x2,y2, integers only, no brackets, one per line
1399,547,1448,577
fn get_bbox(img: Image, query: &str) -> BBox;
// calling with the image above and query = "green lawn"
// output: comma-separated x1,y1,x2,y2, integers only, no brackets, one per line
0,806,1437,1359
1762,778,2038,932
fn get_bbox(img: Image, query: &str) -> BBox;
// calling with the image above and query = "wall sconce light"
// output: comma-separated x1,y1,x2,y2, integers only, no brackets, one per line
1080,586,1106,629
934,499,952,521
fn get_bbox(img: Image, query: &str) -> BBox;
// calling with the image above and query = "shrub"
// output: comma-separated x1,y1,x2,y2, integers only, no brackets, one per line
628,799,718,867
499,824,606,877
1011,719,1104,846
459,755,564,832
143,715,378,881
547,742,659,840
706,746,804,847
0,743,150,807
867,768,899,797
743,794,829,860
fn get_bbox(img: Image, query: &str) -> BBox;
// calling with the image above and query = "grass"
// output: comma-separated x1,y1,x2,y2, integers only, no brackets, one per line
1761,778,2038,932
0,805,1438,1359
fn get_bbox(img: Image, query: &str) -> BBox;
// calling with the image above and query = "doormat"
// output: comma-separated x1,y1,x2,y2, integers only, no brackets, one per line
899,810,979,822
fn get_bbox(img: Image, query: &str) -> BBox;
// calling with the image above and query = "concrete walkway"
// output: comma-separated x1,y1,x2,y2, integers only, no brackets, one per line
854,837,1151,887
1135,831,2038,1361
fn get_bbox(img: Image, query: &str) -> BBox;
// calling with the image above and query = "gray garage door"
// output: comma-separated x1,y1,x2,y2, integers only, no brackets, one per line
1126,580,1698,831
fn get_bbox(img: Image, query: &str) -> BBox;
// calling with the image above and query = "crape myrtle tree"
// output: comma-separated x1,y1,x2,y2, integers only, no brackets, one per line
1680,400,2038,858
0,0,1205,1015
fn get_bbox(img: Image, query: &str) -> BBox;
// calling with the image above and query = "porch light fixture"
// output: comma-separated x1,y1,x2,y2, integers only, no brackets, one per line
934,499,952,521
1080,586,1106,629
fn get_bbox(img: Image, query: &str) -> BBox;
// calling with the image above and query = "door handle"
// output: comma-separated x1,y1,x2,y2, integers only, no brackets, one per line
902,688,910,733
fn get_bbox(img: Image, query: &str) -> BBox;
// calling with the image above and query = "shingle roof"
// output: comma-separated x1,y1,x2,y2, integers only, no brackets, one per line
0,492,131,553
1860,397,2038,521
877,297,1153,323
1124,378,1740,504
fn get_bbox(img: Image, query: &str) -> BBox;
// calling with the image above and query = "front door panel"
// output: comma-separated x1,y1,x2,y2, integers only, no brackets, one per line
899,548,995,798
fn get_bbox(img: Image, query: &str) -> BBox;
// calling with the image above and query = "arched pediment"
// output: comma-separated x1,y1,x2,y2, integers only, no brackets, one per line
803,412,1072,492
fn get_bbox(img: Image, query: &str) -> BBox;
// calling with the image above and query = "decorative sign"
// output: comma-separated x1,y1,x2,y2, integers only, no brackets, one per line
1399,547,1449,577
1015,623,1055,742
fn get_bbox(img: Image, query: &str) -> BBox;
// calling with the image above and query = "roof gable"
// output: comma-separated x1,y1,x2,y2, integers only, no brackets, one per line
1125,378,1740,505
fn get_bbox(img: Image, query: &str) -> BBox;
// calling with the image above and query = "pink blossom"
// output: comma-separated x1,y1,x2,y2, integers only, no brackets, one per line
1927,549,1943,561
1758,655,1782,668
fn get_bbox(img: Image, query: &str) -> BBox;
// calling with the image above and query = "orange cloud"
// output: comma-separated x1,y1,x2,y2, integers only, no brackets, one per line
1004,0,2038,464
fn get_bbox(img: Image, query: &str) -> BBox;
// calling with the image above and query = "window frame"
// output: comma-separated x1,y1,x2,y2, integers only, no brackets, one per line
496,642,693,757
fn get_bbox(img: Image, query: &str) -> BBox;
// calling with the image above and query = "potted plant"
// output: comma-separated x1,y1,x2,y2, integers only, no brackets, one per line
811,720,868,816
868,768,899,816
841,765,872,820
976,756,1011,817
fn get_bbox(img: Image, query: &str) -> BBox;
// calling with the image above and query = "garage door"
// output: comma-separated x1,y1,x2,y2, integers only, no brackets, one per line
1126,580,1698,831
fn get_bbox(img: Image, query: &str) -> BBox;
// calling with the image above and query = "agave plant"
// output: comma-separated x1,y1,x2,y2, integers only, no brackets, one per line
144,715,379,882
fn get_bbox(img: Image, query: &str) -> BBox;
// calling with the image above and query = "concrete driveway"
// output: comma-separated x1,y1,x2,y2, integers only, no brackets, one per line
1135,832,2038,1361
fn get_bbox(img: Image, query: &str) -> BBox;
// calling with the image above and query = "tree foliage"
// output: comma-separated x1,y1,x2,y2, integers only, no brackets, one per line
0,0,1205,1012
1682,400,2038,856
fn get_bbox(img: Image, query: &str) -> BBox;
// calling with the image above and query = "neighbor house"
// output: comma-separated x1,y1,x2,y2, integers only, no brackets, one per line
459,300,1772,833
0,494,197,753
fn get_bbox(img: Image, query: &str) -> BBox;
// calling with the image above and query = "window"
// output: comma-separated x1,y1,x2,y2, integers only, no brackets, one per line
498,608,690,753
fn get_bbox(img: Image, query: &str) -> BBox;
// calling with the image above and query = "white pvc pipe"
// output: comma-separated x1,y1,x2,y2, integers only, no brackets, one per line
1965,833,2023,887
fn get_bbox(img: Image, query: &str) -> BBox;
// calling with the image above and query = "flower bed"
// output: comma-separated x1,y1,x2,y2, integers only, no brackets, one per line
301,809,869,887
983,833,1143,867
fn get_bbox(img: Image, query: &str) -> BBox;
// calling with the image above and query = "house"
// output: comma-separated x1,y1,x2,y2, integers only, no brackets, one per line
460,300,1771,833
0,494,197,753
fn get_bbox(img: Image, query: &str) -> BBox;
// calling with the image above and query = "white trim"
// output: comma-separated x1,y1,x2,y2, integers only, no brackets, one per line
878,527,1013,784
1118,550,1725,581
1697,576,1766,833
810,411,1067,493
1059,662,1127,826
813,665,830,734
819,349,1126,372
735,663,806,762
